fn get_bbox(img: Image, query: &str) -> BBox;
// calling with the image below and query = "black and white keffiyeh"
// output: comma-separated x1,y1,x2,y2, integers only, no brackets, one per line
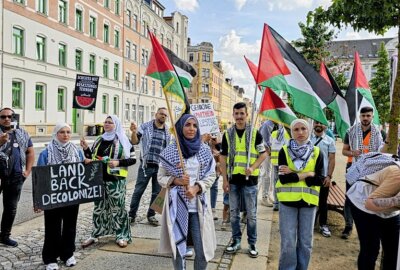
287,139,314,171
47,123,81,165
348,123,382,160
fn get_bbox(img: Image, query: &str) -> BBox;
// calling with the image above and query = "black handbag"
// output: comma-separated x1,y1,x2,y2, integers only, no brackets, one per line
0,132,15,179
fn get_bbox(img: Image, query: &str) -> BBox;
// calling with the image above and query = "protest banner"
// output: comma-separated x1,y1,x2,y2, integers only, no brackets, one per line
73,74,99,110
190,103,220,135
32,161,104,210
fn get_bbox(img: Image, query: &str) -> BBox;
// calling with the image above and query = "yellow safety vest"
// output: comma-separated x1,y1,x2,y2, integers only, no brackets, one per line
275,145,320,206
92,137,129,178
226,129,260,177
270,130,291,166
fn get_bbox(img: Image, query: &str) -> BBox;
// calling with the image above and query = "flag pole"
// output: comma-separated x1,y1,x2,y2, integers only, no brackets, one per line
246,84,259,180
354,85,359,151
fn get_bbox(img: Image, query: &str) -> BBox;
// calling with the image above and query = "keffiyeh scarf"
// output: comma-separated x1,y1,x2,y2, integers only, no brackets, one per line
287,139,314,171
348,123,382,160
47,140,81,165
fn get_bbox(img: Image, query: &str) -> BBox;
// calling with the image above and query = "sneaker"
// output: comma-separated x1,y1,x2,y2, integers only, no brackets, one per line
46,263,59,270
81,237,97,248
341,227,352,239
65,256,77,267
129,215,136,224
261,197,273,207
221,221,230,231
186,247,194,257
116,239,128,248
248,244,259,258
212,208,218,221
226,239,241,254
319,225,331,237
148,216,159,226
0,237,18,247
240,212,247,224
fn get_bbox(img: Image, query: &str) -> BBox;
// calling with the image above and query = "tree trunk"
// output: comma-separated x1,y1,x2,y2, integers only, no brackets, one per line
387,26,400,154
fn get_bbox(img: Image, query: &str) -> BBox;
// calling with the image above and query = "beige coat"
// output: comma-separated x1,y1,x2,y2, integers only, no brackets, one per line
157,165,217,261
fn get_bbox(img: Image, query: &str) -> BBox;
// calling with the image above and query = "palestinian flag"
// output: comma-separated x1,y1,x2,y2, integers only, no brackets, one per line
162,45,196,88
319,62,351,139
146,31,190,119
345,51,380,125
264,24,336,126
244,56,297,127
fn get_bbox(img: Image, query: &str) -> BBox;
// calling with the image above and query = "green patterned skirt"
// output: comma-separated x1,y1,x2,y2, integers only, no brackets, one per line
91,179,132,242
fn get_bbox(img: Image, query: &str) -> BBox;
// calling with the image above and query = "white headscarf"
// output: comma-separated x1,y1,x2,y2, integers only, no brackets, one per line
47,123,81,164
102,115,131,159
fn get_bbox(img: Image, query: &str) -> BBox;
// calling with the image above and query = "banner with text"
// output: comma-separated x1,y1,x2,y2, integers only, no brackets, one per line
32,161,104,210
190,103,220,135
73,74,99,110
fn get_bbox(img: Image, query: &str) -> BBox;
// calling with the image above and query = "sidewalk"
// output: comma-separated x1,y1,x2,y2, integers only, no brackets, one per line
0,175,273,270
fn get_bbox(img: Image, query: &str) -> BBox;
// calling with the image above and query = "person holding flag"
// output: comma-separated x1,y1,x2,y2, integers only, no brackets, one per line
220,102,269,258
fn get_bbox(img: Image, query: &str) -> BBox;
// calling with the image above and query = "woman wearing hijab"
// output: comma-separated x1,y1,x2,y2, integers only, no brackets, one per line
80,115,136,248
158,114,216,270
36,123,85,270
276,119,324,270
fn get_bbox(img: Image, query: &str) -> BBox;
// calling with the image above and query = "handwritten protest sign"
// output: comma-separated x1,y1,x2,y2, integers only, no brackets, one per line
32,161,104,210
190,103,220,135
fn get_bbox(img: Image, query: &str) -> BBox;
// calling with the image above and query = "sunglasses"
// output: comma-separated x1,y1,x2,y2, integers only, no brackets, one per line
0,115,13,119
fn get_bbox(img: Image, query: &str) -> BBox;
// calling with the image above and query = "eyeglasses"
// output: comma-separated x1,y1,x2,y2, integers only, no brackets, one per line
104,121,114,124
0,115,13,119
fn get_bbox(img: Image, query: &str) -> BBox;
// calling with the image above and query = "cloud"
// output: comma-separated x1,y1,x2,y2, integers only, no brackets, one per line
266,0,313,11
173,0,199,12
218,30,260,57
336,27,398,40
234,0,248,10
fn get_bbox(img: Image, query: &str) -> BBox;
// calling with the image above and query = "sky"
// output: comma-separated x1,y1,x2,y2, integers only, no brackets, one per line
161,0,398,99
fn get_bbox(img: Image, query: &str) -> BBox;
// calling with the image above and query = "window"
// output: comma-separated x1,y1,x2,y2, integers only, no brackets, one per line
35,84,45,110
114,62,119,80
75,9,83,31
202,84,209,93
75,49,82,71
114,30,120,48
152,80,155,96
125,72,130,90
113,96,118,115
103,59,109,78
89,16,96,37
14,0,25,4
57,88,65,111
131,104,136,122
202,68,210,78
159,85,162,97
114,0,120,15
58,43,66,67
103,24,109,43
189,53,194,62
138,105,144,124
202,53,210,62
132,44,137,61
13,27,24,56
89,54,96,74
12,81,22,108
102,95,108,114
160,33,164,45
36,35,46,61
176,22,179,33
125,41,131,58
125,104,130,121
126,10,131,27
37,0,46,14
133,14,138,31
104,0,109,8
131,73,137,92
141,49,148,65
58,0,67,23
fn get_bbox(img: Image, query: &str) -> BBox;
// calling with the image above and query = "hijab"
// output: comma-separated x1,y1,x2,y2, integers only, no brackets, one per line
175,114,201,159
288,119,314,171
101,115,132,159
47,123,81,164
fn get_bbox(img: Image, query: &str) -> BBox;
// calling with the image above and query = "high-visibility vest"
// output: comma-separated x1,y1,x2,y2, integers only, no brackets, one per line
347,132,371,163
275,145,320,206
92,137,129,178
270,130,291,166
226,129,260,177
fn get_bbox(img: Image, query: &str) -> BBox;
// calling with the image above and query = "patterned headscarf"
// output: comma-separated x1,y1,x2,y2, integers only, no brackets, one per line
102,115,131,158
47,123,81,165
175,114,201,159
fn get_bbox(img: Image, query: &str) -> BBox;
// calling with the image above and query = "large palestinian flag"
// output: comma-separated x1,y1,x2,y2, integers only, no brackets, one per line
262,24,336,126
345,51,380,125
245,56,297,127
146,31,190,119
162,45,196,88
319,62,351,139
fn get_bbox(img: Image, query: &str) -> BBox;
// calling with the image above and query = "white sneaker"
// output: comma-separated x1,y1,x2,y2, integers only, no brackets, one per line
65,256,77,267
261,197,273,207
46,263,59,270
186,247,194,257
320,225,331,237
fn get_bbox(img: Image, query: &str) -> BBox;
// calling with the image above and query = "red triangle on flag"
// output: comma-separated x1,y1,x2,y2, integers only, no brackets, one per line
259,87,286,111
353,51,369,89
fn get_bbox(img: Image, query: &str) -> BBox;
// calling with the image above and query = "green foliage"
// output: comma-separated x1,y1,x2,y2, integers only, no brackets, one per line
370,42,391,124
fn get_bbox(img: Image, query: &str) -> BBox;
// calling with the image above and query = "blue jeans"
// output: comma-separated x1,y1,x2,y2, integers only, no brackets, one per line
259,156,272,198
229,184,257,245
129,165,160,218
272,166,279,207
172,213,207,270
278,203,317,270
210,177,219,209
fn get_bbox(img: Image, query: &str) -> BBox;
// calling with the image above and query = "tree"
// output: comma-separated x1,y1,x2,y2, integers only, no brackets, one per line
370,42,391,125
313,1,400,154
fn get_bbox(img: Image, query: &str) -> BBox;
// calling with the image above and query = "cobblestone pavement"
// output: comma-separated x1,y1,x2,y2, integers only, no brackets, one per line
0,180,152,270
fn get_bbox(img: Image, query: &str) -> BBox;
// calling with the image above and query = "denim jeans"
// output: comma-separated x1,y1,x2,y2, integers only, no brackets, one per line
272,166,279,207
172,213,207,270
210,176,219,209
129,165,161,218
278,203,317,270
229,184,257,245
259,156,272,198
351,201,400,270
0,174,24,239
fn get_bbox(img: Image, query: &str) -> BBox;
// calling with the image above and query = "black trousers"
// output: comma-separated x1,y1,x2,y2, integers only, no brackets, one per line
42,204,79,264
351,201,400,270
318,185,330,225
0,174,24,239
